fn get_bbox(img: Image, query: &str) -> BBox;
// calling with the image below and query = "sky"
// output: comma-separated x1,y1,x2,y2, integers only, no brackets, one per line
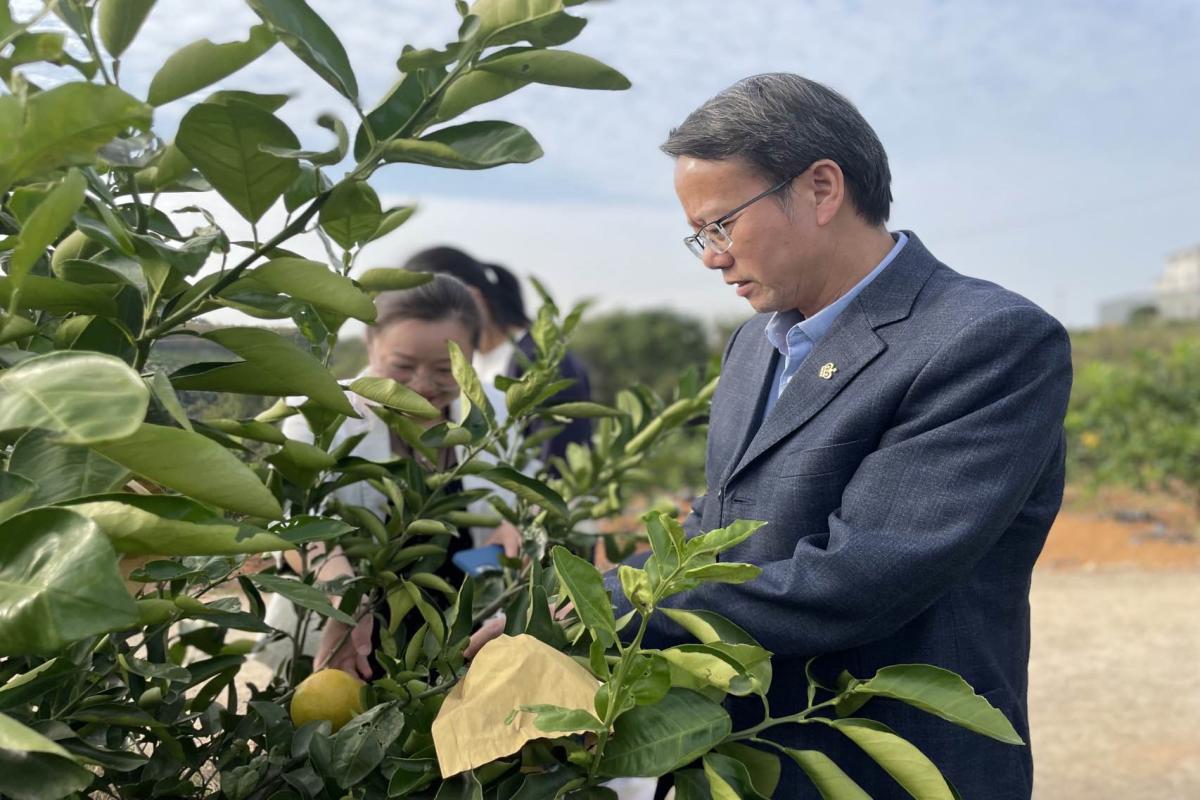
15,0,1200,330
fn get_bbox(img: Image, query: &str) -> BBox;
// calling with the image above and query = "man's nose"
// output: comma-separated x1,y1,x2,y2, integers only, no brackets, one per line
701,245,732,270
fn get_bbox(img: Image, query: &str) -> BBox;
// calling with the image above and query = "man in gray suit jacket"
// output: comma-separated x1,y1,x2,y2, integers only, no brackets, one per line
608,74,1073,798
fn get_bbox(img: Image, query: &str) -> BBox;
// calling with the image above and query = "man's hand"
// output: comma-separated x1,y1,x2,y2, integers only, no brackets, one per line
483,521,522,560
463,600,574,661
315,613,375,679
464,614,506,659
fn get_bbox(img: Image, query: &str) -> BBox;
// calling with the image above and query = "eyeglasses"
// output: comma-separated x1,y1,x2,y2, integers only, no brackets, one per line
683,175,797,259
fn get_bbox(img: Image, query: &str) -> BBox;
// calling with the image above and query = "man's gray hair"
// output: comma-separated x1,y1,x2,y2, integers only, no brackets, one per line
662,74,893,225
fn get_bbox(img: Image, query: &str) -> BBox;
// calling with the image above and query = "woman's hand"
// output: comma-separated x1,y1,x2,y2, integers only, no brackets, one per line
484,520,523,560
315,613,375,679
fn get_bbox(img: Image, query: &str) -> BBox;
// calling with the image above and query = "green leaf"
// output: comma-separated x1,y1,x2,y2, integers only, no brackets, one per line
368,205,418,242
683,562,762,585
207,89,291,112
355,69,441,159
146,369,193,430
0,351,148,444
850,664,1024,745
356,267,431,292
0,713,94,800
262,112,348,167
248,0,359,101
519,704,604,734
147,24,277,106
250,573,354,625
270,514,354,543
169,327,355,416
7,168,86,285
98,0,157,58
65,494,294,555
471,0,586,48
702,753,766,800
246,257,377,322
56,254,147,296
349,375,440,418
382,120,542,170
550,546,614,646
783,749,870,800
403,581,446,642
318,180,381,249
617,564,651,611
433,771,483,800
91,423,284,519
599,689,732,778
0,84,152,193
483,467,567,518
659,643,768,697
0,508,139,656
283,162,329,211
828,718,954,800
435,70,526,123
0,315,37,345
715,743,781,799
479,48,630,90
4,32,67,69
0,473,35,522
204,417,285,443
541,401,624,418
686,519,768,558
644,511,683,575
329,702,405,788
7,429,129,505
0,275,119,317
449,339,494,425
628,654,671,706
132,140,198,192
659,608,761,646
175,99,300,223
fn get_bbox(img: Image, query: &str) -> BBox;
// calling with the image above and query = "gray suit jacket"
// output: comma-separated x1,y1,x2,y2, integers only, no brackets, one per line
609,232,1072,798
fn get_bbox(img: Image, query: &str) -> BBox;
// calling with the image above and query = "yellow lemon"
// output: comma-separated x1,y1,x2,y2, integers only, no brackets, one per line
290,669,365,732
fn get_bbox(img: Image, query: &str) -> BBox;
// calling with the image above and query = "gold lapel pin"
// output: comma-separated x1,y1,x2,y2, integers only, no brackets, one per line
818,362,838,380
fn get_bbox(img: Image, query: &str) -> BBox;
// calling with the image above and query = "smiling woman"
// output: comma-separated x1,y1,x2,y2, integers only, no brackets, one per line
260,274,524,679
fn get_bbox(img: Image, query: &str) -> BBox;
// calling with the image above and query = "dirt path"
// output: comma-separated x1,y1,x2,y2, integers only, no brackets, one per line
1029,569,1200,798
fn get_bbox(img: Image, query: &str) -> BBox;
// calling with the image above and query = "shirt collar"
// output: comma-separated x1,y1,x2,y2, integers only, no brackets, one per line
765,232,908,355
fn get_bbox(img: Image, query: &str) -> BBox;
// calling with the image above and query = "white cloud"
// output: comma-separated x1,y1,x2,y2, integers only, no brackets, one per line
11,0,1200,326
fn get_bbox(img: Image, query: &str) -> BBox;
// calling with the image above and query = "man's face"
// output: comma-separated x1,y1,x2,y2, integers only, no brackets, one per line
674,156,823,314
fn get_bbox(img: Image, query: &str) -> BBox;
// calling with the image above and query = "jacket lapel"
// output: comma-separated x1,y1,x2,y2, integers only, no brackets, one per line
728,305,883,482
724,231,940,483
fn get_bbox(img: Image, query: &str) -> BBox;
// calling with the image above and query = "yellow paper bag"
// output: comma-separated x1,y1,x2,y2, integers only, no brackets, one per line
432,633,601,777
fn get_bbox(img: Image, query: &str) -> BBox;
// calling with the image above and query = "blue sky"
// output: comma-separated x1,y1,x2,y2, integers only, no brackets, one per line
17,0,1200,328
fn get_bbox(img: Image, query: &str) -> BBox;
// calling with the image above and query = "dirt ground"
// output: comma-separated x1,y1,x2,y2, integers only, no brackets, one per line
1029,496,1200,799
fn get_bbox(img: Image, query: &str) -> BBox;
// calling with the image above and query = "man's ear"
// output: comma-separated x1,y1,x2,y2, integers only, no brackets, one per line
810,159,845,226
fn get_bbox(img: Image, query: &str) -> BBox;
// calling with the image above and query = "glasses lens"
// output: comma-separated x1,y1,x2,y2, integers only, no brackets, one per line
707,223,732,254
684,235,706,258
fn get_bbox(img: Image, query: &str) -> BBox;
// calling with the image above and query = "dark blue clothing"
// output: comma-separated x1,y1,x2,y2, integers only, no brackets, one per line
608,233,1072,799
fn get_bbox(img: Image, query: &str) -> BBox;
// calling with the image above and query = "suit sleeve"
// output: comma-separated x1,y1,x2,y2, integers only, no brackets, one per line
620,305,1073,656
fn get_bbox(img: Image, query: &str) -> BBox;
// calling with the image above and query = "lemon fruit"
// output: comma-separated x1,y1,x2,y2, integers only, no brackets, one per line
290,669,365,732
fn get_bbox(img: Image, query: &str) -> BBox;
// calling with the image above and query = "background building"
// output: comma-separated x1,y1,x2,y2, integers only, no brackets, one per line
1155,245,1200,321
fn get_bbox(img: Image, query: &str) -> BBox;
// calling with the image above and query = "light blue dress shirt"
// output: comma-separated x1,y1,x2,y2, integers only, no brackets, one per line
762,232,908,418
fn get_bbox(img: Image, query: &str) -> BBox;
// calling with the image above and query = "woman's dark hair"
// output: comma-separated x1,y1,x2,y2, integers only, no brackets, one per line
481,262,529,328
369,274,482,348
404,246,490,292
